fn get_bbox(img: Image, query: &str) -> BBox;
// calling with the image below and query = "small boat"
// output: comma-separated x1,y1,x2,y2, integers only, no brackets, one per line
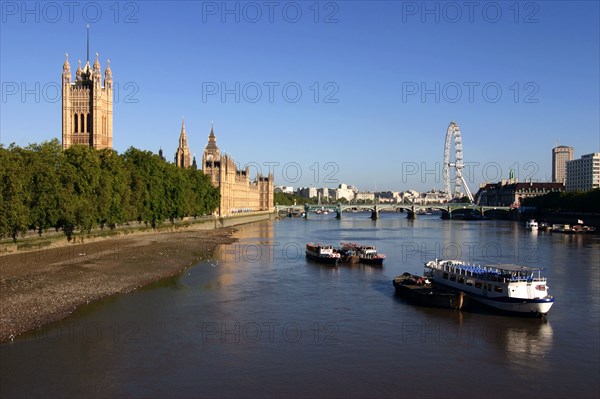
525,219,538,230
552,222,596,234
424,259,554,316
306,243,340,265
341,242,385,265
334,247,359,263
393,273,467,309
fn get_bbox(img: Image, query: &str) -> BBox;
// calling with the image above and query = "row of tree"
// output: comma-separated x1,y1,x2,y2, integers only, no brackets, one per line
0,139,220,242
521,189,600,213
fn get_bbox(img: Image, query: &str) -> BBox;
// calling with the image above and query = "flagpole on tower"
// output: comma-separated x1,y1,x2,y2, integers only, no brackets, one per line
86,24,90,62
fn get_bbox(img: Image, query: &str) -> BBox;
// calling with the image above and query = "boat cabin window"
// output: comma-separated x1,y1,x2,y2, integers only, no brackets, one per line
458,276,465,284
494,286,503,293
487,284,492,291
443,273,448,280
475,282,482,289
466,279,474,286
450,275,456,282
483,283,488,291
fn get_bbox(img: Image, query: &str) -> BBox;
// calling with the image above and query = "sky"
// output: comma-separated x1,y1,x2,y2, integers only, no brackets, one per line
1,0,599,192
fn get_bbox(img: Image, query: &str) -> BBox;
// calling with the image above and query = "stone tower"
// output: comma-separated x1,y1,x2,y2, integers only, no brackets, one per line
201,125,274,216
61,52,113,149
174,118,192,168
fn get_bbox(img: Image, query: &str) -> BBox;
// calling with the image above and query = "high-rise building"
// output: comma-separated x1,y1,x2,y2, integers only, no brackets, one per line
552,145,574,184
566,153,600,192
61,52,113,149
174,119,192,168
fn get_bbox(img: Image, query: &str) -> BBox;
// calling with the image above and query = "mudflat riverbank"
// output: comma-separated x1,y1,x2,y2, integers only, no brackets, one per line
0,226,237,343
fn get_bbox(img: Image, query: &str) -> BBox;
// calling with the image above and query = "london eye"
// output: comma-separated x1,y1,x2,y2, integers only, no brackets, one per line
443,121,474,203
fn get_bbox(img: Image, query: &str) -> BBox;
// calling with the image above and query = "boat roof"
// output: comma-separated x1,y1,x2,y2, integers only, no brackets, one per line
488,264,544,272
439,260,544,272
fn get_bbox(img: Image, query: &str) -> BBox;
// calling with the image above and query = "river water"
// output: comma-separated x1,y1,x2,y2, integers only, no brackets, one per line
1,213,599,398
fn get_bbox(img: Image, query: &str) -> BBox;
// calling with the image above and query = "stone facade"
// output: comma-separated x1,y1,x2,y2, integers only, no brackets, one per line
200,126,274,216
61,52,112,149
475,181,565,207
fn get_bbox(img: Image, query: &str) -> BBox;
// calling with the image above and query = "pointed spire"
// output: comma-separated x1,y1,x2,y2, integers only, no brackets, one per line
205,122,219,154
62,53,71,82
93,52,100,70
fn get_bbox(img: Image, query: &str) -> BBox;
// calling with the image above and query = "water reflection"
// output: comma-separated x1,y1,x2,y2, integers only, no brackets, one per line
1,214,598,399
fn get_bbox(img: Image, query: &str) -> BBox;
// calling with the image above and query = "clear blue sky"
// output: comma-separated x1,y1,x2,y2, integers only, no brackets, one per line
1,1,599,192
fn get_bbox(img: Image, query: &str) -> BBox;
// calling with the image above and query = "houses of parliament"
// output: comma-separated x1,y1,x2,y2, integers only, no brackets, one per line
173,119,274,217
61,47,273,217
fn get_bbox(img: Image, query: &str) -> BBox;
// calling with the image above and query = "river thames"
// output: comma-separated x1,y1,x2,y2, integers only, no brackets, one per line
1,213,599,398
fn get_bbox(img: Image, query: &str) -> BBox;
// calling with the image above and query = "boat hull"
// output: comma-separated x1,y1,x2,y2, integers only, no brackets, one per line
305,251,339,265
466,294,554,315
360,257,384,266
393,274,467,310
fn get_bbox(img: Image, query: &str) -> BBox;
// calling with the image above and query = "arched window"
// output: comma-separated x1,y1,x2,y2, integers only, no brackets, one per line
74,113,78,133
81,114,85,133
87,113,91,133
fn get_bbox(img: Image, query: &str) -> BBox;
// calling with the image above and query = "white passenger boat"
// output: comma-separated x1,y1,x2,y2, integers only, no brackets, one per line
525,219,538,230
424,259,554,316
306,243,340,265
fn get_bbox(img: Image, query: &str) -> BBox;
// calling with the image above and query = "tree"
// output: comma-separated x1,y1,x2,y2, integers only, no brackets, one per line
0,145,30,241
60,145,101,236
23,139,63,236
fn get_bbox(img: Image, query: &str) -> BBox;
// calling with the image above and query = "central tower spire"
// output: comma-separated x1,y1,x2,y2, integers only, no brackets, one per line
86,24,90,62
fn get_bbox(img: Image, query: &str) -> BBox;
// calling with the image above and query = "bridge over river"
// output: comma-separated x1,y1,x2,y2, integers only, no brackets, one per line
275,203,513,220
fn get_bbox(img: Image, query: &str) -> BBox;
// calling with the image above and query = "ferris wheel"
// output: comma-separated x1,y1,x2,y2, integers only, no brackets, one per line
443,121,474,203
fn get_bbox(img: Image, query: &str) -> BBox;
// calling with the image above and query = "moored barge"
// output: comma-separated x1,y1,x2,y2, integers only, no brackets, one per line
393,273,467,310
306,243,341,265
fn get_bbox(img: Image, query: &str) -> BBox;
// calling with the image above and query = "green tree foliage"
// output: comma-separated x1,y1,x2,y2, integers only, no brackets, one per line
0,142,221,241
0,145,30,241
522,189,600,213
274,192,317,205
23,140,63,236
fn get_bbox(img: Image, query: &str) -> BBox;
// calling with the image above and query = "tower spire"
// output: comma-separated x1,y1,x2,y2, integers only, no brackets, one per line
86,24,90,62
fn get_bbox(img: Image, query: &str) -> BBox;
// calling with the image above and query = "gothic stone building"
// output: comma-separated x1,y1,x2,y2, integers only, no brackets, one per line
61,52,113,149
200,126,274,217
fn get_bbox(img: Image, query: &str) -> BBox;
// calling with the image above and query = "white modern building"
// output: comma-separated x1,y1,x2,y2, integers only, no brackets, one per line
274,185,294,194
552,145,574,184
566,153,600,192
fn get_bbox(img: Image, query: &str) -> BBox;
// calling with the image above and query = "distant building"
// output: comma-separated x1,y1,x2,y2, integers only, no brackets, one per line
552,145,574,184
355,192,375,202
174,119,192,168
297,187,317,199
566,153,600,192
61,51,113,149
375,191,401,204
275,186,294,194
475,181,564,207
201,126,274,216
334,184,357,201
419,189,447,204
317,188,332,200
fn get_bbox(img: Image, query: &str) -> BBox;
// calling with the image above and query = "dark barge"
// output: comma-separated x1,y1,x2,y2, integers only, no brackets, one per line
393,273,467,310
